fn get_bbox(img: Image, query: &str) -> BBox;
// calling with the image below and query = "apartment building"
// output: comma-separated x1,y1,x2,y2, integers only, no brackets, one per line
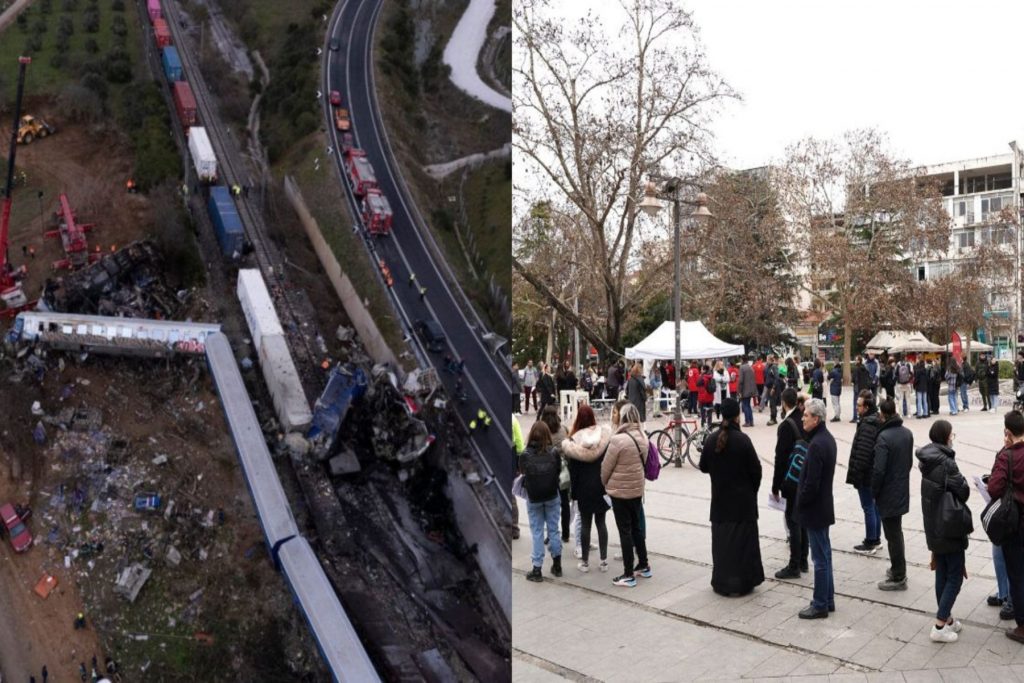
912,142,1023,358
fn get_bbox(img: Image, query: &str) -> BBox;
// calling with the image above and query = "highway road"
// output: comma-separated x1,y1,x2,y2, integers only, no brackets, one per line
324,0,514,497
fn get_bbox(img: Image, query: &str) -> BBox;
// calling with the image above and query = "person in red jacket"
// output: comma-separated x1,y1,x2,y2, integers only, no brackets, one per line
728,360,740,396
686,361,701,416
990,410,1024,642
665,360,676,391
753,355,766,408
698,364,716,427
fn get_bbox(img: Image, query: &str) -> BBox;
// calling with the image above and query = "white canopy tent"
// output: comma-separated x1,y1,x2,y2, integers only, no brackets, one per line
624,321,745,361
864,330,944,354
946,336,993,353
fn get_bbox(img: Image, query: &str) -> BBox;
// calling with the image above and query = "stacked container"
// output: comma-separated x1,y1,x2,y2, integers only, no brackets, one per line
162,46,182,82
153,17,171,48
236,270,313,432
187,127,217,182
147,0,162,22
207,186,244,257
173,81,197,129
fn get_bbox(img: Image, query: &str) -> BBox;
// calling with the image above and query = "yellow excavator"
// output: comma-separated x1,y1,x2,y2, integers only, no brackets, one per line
16,114,55,144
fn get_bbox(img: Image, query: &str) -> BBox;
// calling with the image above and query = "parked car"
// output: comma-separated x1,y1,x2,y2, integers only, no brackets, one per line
0,503,32,553
329,90,342,107
133,493,162,512
415,319,446,353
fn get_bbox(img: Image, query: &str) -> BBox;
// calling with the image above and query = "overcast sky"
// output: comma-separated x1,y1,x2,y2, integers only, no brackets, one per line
690,0,1024,170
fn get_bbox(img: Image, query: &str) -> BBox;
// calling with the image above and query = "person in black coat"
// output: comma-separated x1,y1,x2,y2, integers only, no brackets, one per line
770,388,808,579
916,419,971,642
928,360,942,415
914,359,931,417
625,363,646,422
536,364,557,413
852,357,872,423
520,421,563,582
987,357,1001,410
795,398,837,619
872,399,914,590
700,398,764,596
846,390,882,553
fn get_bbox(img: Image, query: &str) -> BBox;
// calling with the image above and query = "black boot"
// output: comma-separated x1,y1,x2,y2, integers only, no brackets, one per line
551,556,562,577
526,566,543,582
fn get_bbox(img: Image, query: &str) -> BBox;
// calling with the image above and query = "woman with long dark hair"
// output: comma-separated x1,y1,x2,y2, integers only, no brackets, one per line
520,421,562,582
562,405,612,573
699,398,765,596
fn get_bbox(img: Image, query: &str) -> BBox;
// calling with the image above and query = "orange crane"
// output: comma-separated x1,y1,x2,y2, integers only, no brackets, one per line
0,57,32,315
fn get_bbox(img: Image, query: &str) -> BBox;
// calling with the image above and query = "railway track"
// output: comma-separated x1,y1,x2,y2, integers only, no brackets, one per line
155,0,323,393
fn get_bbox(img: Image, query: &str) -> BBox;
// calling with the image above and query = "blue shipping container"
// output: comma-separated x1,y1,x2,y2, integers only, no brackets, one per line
162,46,183,82
208,186,245,257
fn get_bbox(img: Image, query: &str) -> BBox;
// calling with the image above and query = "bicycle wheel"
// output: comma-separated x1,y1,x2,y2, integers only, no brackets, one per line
651,430,675,466
683,428,709,468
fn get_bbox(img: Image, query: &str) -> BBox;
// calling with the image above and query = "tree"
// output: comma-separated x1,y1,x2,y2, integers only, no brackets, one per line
512,0,735,361
775,129,951,383
678,168,799,346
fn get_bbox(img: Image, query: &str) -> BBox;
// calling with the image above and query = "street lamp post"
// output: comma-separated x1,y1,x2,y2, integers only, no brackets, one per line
639,179,713,466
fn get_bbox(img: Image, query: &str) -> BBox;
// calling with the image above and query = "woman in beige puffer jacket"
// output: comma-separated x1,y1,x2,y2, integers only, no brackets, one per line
600,402,650,587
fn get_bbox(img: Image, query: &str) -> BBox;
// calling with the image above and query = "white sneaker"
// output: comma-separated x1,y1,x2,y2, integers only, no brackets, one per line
946,619,963,633
577,561,589,573
599,560,609,572
930,625,958,643
613,552,623,560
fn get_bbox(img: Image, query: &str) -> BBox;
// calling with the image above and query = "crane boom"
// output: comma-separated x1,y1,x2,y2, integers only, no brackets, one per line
1,56,31,309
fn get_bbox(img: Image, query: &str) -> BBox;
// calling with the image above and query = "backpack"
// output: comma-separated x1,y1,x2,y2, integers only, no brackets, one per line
897,362,911,384
962,364,975,385
781,438,809,497
522,448,560,502
627,433,660,482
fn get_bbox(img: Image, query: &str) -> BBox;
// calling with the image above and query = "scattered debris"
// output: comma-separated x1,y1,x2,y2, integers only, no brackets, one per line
114,563,152,603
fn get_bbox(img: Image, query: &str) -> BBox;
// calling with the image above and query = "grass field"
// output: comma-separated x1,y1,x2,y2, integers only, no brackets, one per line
0,0,143,100
462,159,511,291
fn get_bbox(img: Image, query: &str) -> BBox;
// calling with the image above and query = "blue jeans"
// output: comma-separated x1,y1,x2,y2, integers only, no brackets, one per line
947,388,958,415
991,394,999,411
959,383,969,409
916,390,929,417
935,550,965,621
857,485,880,544
995,543,1011,601
528,497,562,568
741,397,753,425
807,527,834,611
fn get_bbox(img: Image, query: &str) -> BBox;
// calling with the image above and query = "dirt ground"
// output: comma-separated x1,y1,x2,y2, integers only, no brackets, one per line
1,114,145,304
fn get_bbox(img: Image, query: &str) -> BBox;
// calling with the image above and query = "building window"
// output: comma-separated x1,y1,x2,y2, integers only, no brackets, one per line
958,230,975,248
982,196,1003,217
918,266,926,281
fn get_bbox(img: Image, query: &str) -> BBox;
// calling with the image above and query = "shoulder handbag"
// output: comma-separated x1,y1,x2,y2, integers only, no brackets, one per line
935,476,973,539
982,448,1019,545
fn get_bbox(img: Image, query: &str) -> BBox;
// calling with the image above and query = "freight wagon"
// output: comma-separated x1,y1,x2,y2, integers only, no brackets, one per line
153,17,171,48
237,269,284,350
172,81,197,130
187,127,217,183
147,0,161,22
207,186,244,257
161,46,183,82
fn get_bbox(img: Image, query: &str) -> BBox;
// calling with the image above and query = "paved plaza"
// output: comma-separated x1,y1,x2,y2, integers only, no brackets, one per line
513,390,1024,682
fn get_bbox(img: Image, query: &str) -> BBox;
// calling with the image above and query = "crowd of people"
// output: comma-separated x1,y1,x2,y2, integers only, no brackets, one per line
513,349,1024,646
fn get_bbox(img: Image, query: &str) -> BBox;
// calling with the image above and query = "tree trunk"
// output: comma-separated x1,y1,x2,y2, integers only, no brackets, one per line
843,320,853,386
545,308,556,366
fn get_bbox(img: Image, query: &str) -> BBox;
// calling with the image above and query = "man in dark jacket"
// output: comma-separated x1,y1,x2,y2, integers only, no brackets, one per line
872,398,914,590
988,357,1001,411
979,354,991,410
852,357,872,423
771,389,807,579
928,360,942,416
739,356,757,427
828,363,842,422
796,398,836,619
914,359,930,417
865,353,880,399
765,357,781,424
847,390,882,554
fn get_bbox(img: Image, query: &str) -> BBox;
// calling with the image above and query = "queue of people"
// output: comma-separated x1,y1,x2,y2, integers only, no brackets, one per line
515,367,1024,646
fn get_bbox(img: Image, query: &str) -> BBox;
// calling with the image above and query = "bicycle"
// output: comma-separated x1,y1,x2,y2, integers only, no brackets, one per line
649,417,718,468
